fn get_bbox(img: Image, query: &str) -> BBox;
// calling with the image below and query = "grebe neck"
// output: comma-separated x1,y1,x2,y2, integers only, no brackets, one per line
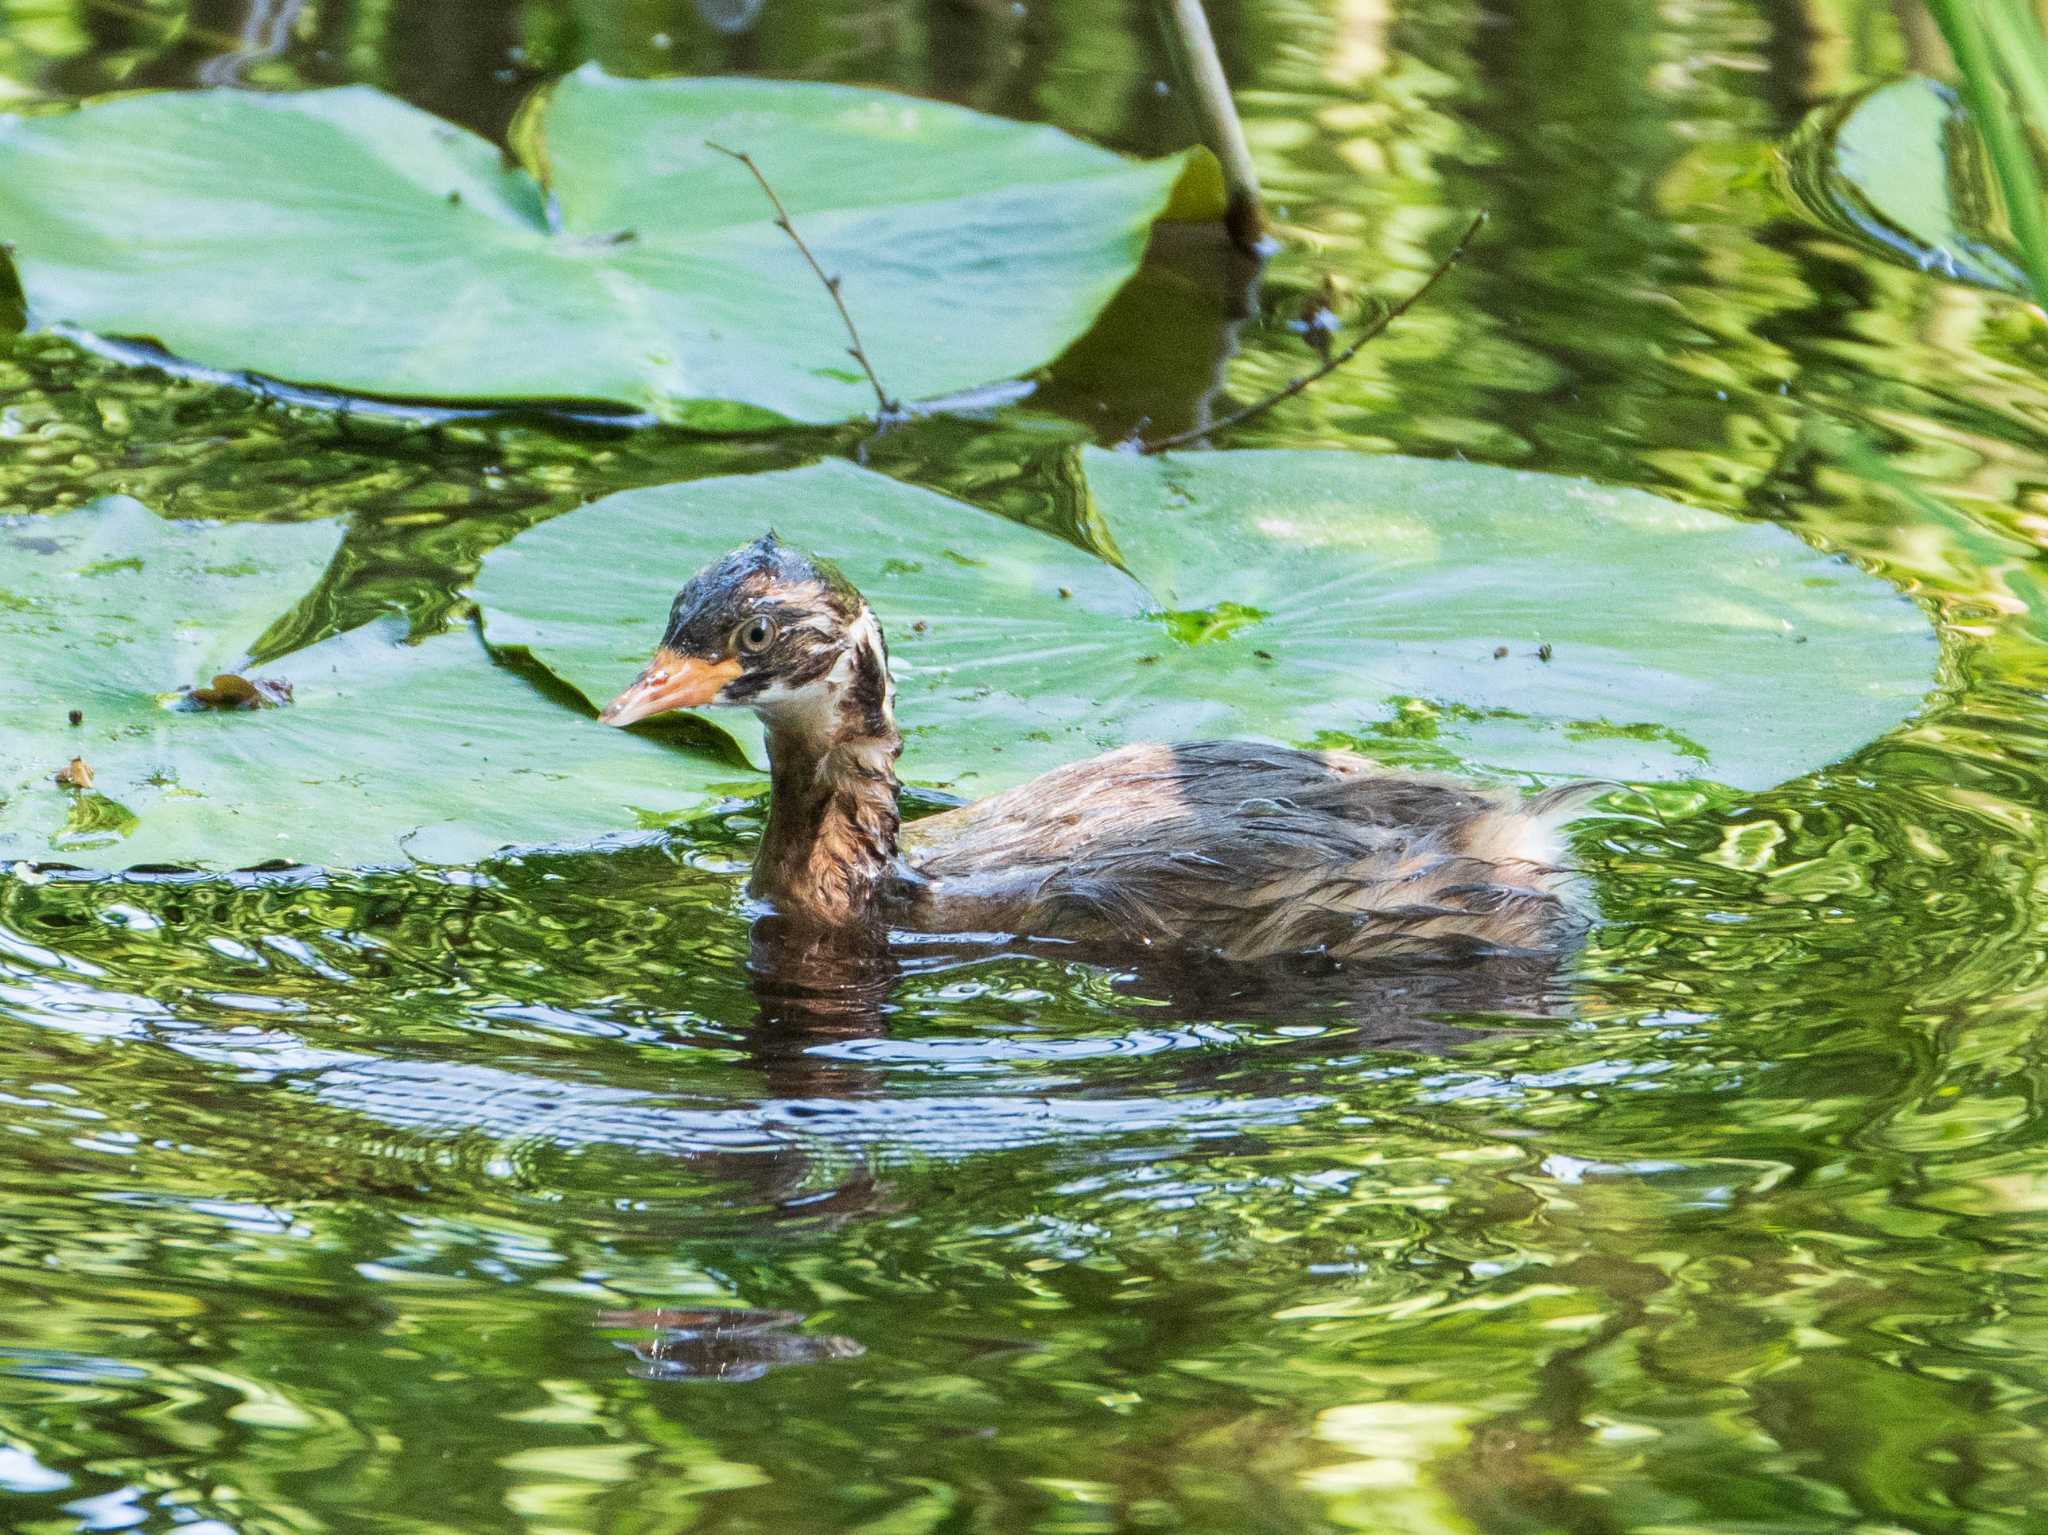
747,607,904,926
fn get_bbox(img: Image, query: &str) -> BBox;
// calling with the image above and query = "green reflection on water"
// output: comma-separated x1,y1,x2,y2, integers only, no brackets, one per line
1,1,2047,1533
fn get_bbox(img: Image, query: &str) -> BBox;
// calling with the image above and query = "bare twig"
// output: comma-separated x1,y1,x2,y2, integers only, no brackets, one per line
706,140,901,419
1139,212,1487,454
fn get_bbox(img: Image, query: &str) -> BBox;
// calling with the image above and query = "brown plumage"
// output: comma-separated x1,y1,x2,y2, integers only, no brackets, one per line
601,534,1594,964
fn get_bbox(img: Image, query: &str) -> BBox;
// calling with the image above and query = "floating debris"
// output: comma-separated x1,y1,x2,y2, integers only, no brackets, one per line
54,756,93,789
176,673,294,711
1492,646,1508,660
596,1307,802,1330
597,1307,862,1384
1537,643,1554,662
1289,272,1344,362
66,708,82,726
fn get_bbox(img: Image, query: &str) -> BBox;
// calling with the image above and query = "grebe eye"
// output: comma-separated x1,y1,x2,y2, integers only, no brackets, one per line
735,616,777,655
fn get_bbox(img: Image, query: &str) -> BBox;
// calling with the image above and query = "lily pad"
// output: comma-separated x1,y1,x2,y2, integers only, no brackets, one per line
0,499,725,870
1780,76,2030,296
0,67,1214,425
475,451,1938,795
477,460,1147,793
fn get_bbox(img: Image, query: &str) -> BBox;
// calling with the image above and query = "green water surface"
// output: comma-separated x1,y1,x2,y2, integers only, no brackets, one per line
1,2,2046,1532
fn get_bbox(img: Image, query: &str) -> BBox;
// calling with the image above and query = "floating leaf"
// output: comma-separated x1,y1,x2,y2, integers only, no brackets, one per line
0,499,736,871
476,459,1139,793
53,757,92,790
475,451,1939,796
1780,76,2030,296
0,68,1214,425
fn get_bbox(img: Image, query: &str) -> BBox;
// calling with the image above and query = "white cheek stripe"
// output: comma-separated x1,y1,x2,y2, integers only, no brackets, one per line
750,604,896,736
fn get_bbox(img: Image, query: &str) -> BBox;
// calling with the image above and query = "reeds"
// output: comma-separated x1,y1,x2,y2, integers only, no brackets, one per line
1926,0,2048,303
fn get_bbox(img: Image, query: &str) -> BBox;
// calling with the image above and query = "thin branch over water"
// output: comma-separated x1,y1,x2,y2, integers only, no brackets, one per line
1139,212,1486,454
706,140,901,419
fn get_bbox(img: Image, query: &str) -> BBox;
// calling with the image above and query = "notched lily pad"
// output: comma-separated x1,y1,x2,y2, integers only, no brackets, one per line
9,450,1938,876
0,498,747,872
0,67,1216,425
475,451,1939,797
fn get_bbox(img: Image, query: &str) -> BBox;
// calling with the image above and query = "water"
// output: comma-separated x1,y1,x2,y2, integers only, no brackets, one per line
1,1,2047,1530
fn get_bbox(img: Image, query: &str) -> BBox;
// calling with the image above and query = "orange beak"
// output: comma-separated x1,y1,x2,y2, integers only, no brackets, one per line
599,647,742,728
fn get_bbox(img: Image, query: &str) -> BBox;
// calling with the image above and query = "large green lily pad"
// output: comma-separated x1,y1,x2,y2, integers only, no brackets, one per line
476,459,1144,794
0,67,1213,425
1780,76,2029,296
0,500,723,870
475,451,1938,796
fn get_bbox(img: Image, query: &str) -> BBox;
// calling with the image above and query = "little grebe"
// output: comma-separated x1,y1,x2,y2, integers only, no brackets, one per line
600,534,1594,962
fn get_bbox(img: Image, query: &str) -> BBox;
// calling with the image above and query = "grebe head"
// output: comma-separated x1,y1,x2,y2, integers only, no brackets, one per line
599,533,892,745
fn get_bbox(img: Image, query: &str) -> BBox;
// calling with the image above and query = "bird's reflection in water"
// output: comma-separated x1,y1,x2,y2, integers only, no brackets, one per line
743,912,903,1072
736,904,1585,1113
592,916,895,1383
1111,942,1580,1054
750,910,1580,1053
600,905,1581,1384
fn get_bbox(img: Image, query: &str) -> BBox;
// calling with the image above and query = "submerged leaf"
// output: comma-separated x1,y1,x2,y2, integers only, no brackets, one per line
55,790,134,850
475,452,1939,796
1780,76,2031,296
0,68,1213,425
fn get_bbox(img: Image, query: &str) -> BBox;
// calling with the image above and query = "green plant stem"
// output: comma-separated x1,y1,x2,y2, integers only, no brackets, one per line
1157,0,1263,251
1926,0,2048,305
1982,0,2048,133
